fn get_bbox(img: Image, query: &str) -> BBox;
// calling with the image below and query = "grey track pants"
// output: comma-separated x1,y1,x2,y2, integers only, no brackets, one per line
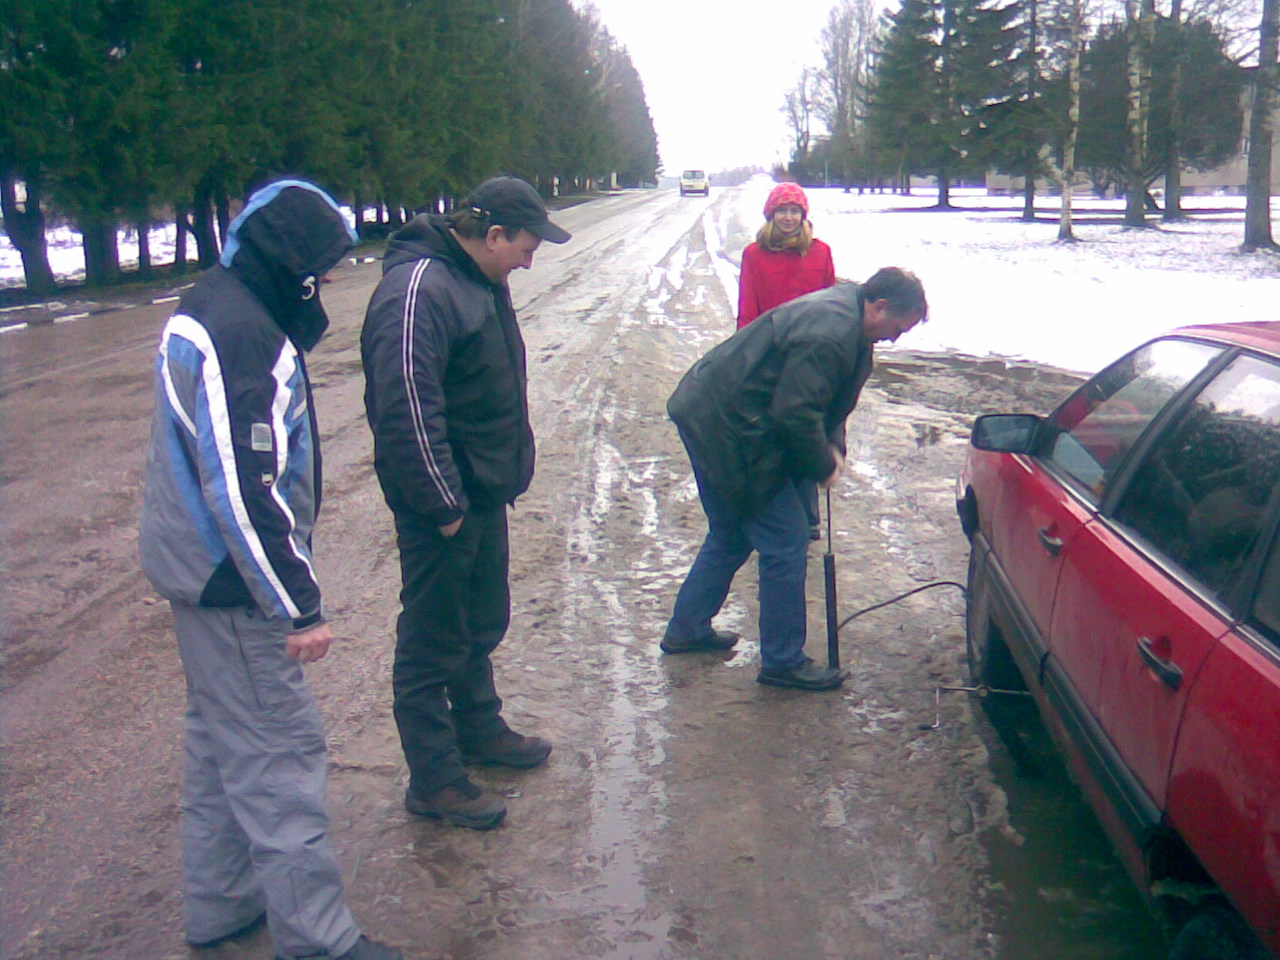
172,602,360,959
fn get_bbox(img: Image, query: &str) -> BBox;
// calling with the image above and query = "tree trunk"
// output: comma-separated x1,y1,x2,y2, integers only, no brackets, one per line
352,190,365,239
174,206,190,276
191,182,219,268
1164,0,1186,221
1022,0,1040,222
136,216,153,279
0,168,57,296
214,185,231,251
936,166,952,208
1058,0,1085,242
1244,0,1279,249
1124,0,1155,227
81,215,121,287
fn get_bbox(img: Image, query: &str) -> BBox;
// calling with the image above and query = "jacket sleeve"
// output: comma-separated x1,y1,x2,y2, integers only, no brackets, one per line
165,315,324,624
737,245,762,329
769,338,846,483
363,263,468,526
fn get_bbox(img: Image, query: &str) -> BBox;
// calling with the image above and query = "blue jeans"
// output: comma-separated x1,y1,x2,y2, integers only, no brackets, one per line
666,450,811,670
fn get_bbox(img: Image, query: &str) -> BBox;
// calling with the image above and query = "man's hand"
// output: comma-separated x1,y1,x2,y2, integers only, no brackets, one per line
286,622,333,663
439,517,464,538
821,447,847,489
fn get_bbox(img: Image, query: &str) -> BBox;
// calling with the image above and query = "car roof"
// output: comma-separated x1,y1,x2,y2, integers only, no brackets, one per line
1169,320,1280,356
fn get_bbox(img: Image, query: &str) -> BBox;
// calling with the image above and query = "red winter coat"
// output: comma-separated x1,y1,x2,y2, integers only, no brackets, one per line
736,238,836,329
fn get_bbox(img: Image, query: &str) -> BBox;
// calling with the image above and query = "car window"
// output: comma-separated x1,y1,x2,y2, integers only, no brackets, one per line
1250,527,1280,644
1114,353,1280,602
1045,339,1222,501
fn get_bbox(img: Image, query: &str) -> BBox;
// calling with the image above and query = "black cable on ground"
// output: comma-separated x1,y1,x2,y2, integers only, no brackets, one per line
836,580,967,634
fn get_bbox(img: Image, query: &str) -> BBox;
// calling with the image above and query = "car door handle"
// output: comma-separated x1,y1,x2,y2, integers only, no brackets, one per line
1137,637,1183,691
1037,527,1064,556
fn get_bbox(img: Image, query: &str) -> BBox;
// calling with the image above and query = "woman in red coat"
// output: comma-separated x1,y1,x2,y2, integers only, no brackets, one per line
736,182,836,329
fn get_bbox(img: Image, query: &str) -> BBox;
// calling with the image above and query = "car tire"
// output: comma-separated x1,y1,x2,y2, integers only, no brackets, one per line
1168,906,1266,960
966,546,1042,774
964,548,1022,691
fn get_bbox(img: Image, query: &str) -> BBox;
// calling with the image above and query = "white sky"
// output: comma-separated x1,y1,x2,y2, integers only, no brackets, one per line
584,0,840,174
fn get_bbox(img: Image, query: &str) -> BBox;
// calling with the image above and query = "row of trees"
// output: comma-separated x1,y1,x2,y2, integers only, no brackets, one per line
0,0,661,294
784,0,1278,248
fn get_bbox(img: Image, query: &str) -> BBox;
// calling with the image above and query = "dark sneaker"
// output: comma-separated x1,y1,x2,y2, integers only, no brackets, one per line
405,776,506,830
459,730,553,768
189,911,266,949
660,629,740,655
336,936,405,960
809,524,822,541
757,659,846,691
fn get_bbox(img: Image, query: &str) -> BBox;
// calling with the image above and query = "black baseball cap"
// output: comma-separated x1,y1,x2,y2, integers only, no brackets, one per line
467,176,571,244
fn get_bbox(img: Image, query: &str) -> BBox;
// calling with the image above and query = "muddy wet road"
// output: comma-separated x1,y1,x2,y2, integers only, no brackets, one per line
2,187,1161,959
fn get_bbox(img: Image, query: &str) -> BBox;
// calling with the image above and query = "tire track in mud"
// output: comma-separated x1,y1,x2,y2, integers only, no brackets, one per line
500,202,736,956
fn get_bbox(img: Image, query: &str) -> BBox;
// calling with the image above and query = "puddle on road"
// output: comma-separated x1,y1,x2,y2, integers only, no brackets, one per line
588,637,674,960
568,390,678,958
975,705,1167,960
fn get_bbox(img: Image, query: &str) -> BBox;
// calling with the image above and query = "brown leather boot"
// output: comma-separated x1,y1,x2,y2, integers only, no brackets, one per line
459,730,553,768
404,775,506,829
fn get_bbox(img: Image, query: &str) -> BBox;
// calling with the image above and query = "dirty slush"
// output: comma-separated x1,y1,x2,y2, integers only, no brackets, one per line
0,191,1162,960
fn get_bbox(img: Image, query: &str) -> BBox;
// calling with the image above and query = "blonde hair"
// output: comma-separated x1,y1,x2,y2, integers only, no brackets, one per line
756,219,814,255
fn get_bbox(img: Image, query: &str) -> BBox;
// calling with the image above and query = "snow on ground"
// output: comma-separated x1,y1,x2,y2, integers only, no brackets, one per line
727,178,1280,373
3,183,1278,373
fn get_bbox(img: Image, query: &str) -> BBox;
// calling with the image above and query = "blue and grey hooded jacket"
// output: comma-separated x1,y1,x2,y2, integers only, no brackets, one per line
139,181,356,629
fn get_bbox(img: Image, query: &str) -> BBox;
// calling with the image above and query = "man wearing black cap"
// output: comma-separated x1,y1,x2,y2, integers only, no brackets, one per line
361,176,571,829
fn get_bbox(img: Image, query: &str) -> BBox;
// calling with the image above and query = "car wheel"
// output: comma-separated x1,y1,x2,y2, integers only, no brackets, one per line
1168,907,1266,960
965,548,1021,691
966,547,1041,773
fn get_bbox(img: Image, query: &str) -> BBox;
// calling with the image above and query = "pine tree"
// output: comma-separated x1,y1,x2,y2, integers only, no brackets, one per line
871,0,1022,205
0,0,65,294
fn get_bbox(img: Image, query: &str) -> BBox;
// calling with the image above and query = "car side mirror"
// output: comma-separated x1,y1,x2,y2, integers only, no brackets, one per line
971,413,1044,454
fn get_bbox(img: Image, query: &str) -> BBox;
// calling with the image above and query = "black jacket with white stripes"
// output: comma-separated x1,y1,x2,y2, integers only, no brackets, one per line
361,215,535,527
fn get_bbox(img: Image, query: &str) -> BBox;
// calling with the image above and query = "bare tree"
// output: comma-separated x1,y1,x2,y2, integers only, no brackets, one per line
1243,0,1279,248
815,0,877,185
1164,0,1188,220
783,67,820,163
1124,0,1157,225
1056,0,1091,239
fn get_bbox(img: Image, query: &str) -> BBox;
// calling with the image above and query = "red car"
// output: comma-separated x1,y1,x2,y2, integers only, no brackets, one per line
957,321,1280,960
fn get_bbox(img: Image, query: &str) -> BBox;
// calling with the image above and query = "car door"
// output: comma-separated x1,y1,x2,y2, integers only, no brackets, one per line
1058,351,1280,812
1165,618,1280,955
985,338,1222,674
1151,354,1280,953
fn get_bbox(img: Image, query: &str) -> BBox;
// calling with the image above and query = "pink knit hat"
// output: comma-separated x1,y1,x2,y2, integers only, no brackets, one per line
764,182,809,219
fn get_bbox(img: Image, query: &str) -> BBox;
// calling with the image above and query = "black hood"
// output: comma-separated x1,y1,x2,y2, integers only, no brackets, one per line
220,181,357,351
383,214,495,289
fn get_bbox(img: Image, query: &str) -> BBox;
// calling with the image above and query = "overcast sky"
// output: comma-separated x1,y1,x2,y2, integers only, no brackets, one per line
584,0,842,175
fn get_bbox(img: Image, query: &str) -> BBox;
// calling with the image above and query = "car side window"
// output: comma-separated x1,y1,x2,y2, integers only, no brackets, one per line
1113,354,1280,602
1045,339,1222,501
1250,530,1280,644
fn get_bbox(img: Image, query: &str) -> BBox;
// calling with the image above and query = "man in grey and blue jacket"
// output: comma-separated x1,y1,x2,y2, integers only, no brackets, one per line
139,180,399,960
